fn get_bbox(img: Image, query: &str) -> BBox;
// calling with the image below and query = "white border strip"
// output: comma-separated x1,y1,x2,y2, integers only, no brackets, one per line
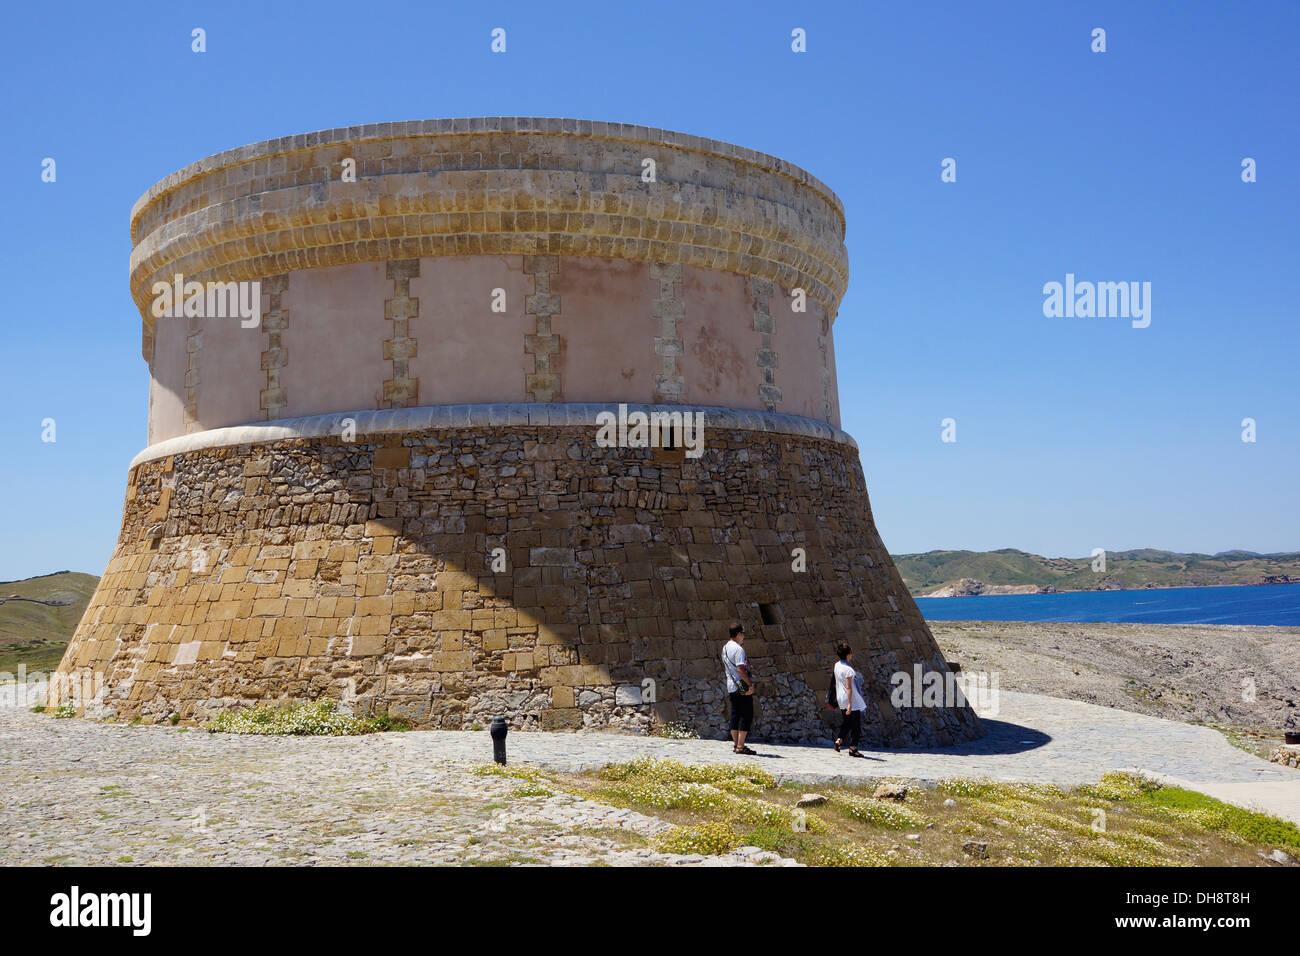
130,404,857,468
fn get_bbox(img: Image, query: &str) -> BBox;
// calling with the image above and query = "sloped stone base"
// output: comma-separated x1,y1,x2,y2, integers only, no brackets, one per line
56,405,983,747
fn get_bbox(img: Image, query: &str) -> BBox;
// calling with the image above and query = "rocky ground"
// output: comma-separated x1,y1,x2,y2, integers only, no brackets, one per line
0,704,794,867
932,621,1299,753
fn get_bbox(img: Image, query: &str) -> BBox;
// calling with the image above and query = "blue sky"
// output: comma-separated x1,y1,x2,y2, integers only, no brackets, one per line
1,0,1297,581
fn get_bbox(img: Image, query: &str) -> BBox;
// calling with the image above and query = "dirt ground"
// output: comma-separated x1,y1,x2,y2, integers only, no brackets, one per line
931,621,1299,756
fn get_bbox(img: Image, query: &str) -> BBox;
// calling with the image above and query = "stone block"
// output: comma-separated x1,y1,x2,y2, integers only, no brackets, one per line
551,686,575,708
540,708,583,732
351,636,386,657
373,445,410,470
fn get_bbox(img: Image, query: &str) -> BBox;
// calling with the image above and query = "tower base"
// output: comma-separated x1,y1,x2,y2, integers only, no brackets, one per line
57,404,983,746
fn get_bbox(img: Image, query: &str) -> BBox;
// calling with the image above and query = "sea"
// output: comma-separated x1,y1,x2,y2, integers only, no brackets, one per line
914,583,1300,627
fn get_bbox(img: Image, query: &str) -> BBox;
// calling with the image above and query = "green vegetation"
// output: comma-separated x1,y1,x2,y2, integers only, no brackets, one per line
528,763,1300,867
511,783,555,798
205,700,398,736
587,757,813,832
655,821,742,855
368,712,413,733
0,571,98,673
1078,775,1300,851
893,548,1300,595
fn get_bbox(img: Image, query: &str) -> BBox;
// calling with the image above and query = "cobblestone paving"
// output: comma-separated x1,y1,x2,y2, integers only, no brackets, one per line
2,690,1296,866
385,692,1294,786
0,703,792,867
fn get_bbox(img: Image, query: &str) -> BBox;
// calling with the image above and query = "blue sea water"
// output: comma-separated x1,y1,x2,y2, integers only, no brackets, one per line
914,583,1300,626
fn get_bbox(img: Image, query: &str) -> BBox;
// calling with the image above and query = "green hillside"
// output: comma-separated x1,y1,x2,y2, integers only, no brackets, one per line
0,571,97,674
893,549,1300,596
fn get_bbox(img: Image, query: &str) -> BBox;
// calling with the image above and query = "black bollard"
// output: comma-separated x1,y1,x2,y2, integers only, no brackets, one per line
489,716,508,765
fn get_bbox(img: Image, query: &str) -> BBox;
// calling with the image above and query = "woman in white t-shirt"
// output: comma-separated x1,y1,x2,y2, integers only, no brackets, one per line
832,641,867,757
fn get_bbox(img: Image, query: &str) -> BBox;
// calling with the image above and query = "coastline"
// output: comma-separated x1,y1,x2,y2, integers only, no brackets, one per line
915,579,1300,599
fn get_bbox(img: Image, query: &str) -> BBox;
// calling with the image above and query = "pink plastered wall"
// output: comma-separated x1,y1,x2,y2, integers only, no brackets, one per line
196,306,263,430
279,261,390,419
147,314,188,445
407,256,532,404
143,255,841,443
550,256,658,403
771,289,839,426
677,264,756,411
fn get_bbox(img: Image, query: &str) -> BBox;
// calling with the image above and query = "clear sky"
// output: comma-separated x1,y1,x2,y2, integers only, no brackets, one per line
1,0,1296,582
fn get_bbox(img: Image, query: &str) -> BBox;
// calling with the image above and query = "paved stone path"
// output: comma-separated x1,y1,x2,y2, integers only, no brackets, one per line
0,701,792,867
393,690,1300,824
403,691,1292,785
2,689,1296,866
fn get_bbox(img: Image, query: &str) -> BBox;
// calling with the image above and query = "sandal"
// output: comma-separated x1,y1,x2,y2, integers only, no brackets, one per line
737,746,758,755
834,739,842,753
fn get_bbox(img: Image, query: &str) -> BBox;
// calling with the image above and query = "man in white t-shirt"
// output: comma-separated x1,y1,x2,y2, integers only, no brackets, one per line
833,641,867,757
722,622,758,755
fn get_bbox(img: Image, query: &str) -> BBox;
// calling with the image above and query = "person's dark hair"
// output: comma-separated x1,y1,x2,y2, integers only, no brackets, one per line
729,623,744,638
836,641,852,660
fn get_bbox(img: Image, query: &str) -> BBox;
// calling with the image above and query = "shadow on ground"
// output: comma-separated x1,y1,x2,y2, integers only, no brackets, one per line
741,719,1051,760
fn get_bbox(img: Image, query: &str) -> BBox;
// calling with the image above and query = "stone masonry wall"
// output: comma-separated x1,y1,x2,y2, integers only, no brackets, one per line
58,421,982,747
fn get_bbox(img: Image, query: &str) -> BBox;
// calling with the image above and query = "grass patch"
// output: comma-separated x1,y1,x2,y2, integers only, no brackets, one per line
1124,778,1300,851
551,762,1299,867
806,842,896,867
655,822,741,855
369,712,413,733
586,758,805,833
837,795,925,830
511,784,555,798
596,755,774,788
470,763,549,783
459,758,1296,868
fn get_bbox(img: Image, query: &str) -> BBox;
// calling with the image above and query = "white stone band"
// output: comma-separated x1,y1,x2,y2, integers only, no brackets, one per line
129,403,857,468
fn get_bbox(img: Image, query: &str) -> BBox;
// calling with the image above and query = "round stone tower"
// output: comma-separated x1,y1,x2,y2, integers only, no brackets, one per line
58,117,982,746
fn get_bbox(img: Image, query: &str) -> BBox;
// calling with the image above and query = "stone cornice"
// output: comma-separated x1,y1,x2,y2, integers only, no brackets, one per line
130,118,850,358
128,403,858,468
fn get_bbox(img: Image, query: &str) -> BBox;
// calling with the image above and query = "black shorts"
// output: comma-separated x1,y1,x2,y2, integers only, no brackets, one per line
728,691,753,732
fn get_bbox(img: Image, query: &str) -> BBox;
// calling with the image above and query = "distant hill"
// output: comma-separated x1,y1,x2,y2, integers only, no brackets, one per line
893,549,1300,597
0,571,97,673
